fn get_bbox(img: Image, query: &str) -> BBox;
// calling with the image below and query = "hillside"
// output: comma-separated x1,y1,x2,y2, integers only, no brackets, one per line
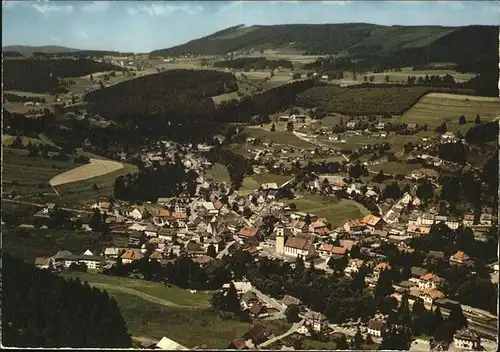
3,58,123,93
3,45,80,56
151,24,498,74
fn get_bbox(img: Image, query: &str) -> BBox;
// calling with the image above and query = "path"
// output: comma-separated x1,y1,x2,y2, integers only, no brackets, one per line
259,319,305,348
217,241,236,259
49,158,124,187
279,177,295,189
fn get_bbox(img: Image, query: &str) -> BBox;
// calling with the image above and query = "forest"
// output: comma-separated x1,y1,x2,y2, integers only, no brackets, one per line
32,50,135,58
2,253,132,348
3,58,122,93
213,57,293,70
84,69,238,122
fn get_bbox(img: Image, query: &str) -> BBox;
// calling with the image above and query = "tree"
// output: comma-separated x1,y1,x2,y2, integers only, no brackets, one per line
287,121,294,132
475,114,481,124
363,76,368,82
207,244,217,258
458,115,466,125
270,123,276,132
385,75,390,83
304,213,312,225
365,333,374,345
446,303,467,331
436,122,447,134
380,325,412,351
374,269,393,302
352,328,364,349
285,304,300,323
335,334,349,350
89,209,103,232
11,135,24,149
369,75,375,82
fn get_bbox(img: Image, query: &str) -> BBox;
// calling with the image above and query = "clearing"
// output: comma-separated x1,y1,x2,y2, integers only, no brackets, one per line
369,161,422,176
243,127,314,149
240,173,293,194
60,271,251,348
206,163,231,183
400,93,500,132
286,193,370,226
49,158,124,187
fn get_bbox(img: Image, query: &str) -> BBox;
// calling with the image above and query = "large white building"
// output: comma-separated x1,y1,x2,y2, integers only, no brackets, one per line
275,225,315,259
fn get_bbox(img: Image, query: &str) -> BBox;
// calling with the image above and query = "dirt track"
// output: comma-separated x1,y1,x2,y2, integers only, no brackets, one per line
426,93,500,102
49,158,124,187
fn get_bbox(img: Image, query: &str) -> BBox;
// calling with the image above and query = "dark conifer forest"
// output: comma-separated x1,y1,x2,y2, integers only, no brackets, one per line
2,253,132,348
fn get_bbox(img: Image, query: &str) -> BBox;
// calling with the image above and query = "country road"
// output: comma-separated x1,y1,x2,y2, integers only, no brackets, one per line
259,319,305,348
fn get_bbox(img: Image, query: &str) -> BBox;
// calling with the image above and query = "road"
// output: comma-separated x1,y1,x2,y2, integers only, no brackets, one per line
259,319,305,348
217,241,236,259
2,199,93,214
251,287,286,315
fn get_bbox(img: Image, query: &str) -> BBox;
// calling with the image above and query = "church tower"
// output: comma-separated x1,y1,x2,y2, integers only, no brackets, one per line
275,225,285,255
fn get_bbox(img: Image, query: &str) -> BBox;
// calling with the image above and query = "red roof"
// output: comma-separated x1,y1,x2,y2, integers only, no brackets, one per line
238,226,259,237
214,201,224,210
320,244,346,255
362,214,383,227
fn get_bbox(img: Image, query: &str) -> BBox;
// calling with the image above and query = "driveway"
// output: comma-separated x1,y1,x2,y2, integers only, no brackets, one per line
259,319,305,348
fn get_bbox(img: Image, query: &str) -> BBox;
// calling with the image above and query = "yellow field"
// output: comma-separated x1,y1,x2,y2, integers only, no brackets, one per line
49,158,124,186
400,93,500,130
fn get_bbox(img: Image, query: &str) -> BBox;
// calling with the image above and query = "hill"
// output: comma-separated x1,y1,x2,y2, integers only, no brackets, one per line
151,24,498,74
3,45,80,56
3,58,123,93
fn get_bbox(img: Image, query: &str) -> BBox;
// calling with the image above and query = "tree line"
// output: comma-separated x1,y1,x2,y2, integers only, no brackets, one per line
3,58,122,93
213,57,293,70
2,253,132,348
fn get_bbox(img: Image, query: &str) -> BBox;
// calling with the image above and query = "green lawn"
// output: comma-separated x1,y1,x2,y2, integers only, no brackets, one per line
240,173,293,194
399,93,500,133
206,162,231,182
59,272,251,348
2,134,56,147
258,319,292,337
243,128,314,149
55,162,138,206
286,193,370,226
369,161,422,176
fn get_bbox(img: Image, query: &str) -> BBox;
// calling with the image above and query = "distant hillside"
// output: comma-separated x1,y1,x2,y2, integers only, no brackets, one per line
151,24,498,74
3,45,80,56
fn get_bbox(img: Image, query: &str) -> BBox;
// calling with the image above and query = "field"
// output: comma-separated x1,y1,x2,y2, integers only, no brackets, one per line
49,158,125,187
206,163,231,182
286,193,370,226
2,149,76,201
240,173,293,194
368,69,476,83
2,134,57,147
243,127,314,149
3,228,104,263
400,93,500,132
60,272,251,348
369,161,422,176
55,162,138,205
297,86,437,116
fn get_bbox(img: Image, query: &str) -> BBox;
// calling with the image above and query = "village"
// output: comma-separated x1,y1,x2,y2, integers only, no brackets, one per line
29,131,498,351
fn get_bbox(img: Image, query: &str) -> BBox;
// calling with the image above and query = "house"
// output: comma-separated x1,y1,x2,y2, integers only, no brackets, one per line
311,221,329,236
304,310,328,333
479,213,492,226
420,289,445,305
126,206,148,220
409,266,428,285
419,273,442,290
406,123,418,131
149,251,164,261
344,259,364,276
51,250,73,267
367,318,387,338
104,247,121,259
343,219,366,232
228,338,252,350
445,217,460,230
157,336,189,350
249,301,268,318
237,226,261,242
441,132,457,141
144,224,160,237
346,121,357,130
222,281,253,295
243,325,268,347
406,224,431,237
91,201,112,212
280,295,303,311
420,214,435,226
158,228,176,242
361,214,386,231
318,243,346,259
377,122,386,130
449,251,474,266
284,235,315,259
201,202,219,215
121,249,144,264
427,250,445,262
373,263,391,280
35,257,53,269
79,255,104,270
462,214,475,227
261,182,278,190
43,202,57,214
241,290,260,310
453,328,481,350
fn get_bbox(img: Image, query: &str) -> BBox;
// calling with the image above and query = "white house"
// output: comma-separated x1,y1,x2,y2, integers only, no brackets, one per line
479,213,492,227
462,214,475,227
126,206,148,221
453,328,481,350
304,310,328,333
283,236,315,258
445,218,460,230
367,318,387,338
